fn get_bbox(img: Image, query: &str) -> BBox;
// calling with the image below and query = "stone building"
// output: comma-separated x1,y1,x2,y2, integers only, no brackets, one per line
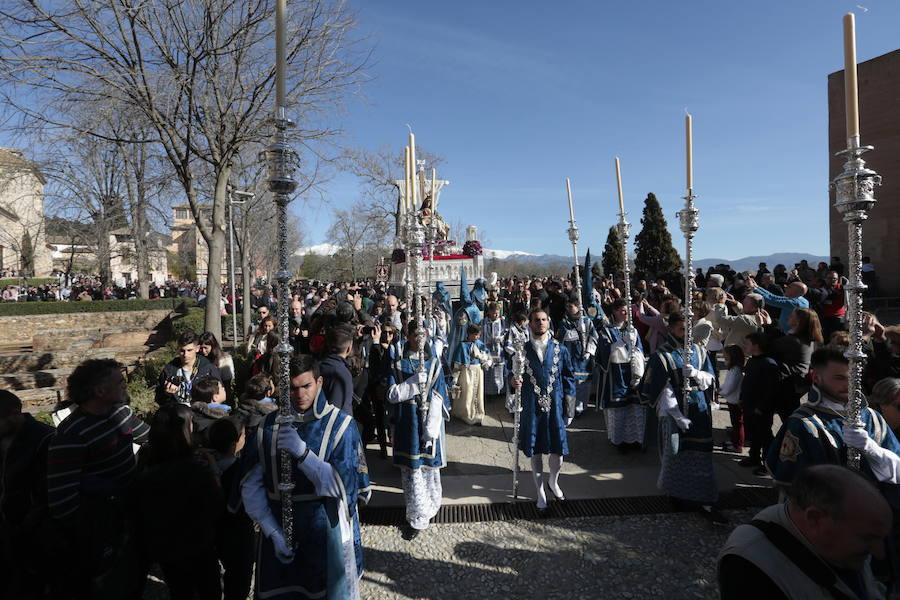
167,203,229,281
47,229,170,285
0,148,52,276
828,49,900,297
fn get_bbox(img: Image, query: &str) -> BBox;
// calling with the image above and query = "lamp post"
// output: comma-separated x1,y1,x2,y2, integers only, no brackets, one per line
227,187,254,345
262,0,299,548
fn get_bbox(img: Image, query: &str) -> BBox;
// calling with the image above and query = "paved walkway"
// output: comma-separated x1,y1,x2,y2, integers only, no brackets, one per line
366,396,771,507
359,509,756,600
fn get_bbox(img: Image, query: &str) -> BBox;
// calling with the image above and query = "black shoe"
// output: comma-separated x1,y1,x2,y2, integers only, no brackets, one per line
699,506,729,526
615,443,630,455
401,524,421,541
753,466,770,477
738,457,760,467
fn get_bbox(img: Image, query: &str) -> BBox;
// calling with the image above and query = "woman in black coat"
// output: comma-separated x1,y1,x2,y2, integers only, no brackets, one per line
133,404,224,600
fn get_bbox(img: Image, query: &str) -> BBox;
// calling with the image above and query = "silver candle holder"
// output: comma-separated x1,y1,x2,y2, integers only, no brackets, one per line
832,140,881,469
567,212,583,313
404,205,429,417
616,212,634,355
677,192,700,399
263,106,298,545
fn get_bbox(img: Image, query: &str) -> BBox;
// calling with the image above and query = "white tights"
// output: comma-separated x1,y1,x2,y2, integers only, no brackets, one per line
531,454,564,509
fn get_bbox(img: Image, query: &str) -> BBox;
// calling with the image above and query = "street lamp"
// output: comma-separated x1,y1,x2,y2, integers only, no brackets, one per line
228,187,254,345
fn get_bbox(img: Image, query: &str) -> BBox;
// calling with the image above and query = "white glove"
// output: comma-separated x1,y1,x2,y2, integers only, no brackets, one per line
388,372,427,404
843,423,900,484
683,364,699,379
297,453,342,498
842,424,871,450
269,529,294,564
674,415,692,431
582,352,592,362
277,425,307,459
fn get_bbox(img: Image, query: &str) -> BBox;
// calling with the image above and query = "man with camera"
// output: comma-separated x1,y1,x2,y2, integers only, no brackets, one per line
155,331,222,406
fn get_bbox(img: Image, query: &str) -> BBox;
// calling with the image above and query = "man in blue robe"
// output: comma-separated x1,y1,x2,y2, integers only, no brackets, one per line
597,298,646,452
240,355,371,599
642,311,725,525
555,294,598,424
387,322,450,539
510,308,576,510
766,345,900,488
448,267,482,369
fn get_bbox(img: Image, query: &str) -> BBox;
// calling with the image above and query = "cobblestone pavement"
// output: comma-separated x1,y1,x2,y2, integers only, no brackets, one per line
359,509,757,600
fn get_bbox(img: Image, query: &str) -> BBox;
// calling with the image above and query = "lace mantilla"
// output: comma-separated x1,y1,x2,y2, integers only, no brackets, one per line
524,341,560,413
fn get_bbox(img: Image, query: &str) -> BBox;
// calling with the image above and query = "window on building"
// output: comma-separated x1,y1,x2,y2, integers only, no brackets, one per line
175,208,189,220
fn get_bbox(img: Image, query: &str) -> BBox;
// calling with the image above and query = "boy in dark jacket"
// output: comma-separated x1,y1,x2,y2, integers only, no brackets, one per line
156,331,222,406
739,331,780,475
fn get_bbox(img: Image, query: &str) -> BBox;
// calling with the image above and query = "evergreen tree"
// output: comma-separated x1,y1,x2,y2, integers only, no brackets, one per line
633,193,681,279
20,231,34,275
591,261,602,279
601,226,623,277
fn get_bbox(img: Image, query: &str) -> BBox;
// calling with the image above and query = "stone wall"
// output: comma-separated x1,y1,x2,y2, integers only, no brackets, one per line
0,309,175,346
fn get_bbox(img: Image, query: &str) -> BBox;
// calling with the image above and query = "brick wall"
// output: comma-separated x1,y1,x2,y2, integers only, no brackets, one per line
828,49,900,296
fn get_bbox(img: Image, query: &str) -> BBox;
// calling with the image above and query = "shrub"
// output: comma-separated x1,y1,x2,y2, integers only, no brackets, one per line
127,379,158,421
171,307,206,338
132,343,179,389
0,297,194,317
34,410,54,427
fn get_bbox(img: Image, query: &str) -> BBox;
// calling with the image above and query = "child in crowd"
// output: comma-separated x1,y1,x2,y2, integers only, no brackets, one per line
451,324,493,426
719,345,745,453
190,376,230,447
236,373,279,430
739,332,780,475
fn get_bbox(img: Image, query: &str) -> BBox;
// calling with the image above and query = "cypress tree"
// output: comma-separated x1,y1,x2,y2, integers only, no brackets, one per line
601,225,623,278
20,231,34,275
633,193,681,279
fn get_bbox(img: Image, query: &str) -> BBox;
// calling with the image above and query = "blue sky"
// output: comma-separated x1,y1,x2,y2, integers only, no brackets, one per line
299,0,900,260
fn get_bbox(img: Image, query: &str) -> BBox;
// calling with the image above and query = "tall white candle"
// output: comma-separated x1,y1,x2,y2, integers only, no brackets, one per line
565,178,575,222
615,157,625,214
408,133,417,209
685,114,693,192
431,168,438,212
275,0,286,109
404,145,411,210
843,13,860,143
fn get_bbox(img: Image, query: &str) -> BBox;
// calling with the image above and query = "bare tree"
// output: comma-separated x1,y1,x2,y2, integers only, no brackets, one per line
0,0,369,338
341,145,445,237
42,136,130,286
326,198,391,280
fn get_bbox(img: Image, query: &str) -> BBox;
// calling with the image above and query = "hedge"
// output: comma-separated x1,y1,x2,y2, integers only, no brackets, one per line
172,307,206,338
0,277,57,287
0,297,195,316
